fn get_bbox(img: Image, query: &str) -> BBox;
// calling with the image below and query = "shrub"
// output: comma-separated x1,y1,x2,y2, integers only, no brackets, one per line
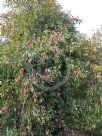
0,0,102,135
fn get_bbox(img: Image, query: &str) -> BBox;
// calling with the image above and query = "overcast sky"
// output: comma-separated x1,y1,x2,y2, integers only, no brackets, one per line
57,0,102,36
0,0,102,36
0,0,7,14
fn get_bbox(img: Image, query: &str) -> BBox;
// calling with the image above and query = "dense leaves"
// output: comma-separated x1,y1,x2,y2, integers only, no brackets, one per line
0,0,102,136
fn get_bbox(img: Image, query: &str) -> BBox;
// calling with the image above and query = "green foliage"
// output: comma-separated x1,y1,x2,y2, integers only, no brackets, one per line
0,0,102,136
6,128,18,136
3,0,79,41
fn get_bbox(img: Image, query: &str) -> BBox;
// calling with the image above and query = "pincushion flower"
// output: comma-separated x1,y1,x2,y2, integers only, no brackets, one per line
0,106,8,113
20,89,28,95
55,119,64,126
43,69,49,76
49,45,55,52
50,45,59,52
31,69,36,75
54,32,60,37
55,119,65,128
53,39,58,45
26,40,31,45
50,45,55,49
59,119,64,124
54,32,62,42
15,76,20,82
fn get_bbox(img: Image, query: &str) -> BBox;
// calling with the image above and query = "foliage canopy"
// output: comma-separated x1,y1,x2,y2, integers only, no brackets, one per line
0,0,102,136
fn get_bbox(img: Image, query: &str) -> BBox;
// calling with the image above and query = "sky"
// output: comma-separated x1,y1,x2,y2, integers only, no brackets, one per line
0,0,102,36
57,0,102,36
0,0,7,14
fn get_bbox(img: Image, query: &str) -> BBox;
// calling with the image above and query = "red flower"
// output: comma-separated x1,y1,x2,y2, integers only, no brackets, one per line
26,40,31,45
59,119,64,124
55,32,60,37
43,70,49,76
50,45,55,49
31,69,36,75
20,89,28,95
15,76,20,82
54,32,62,42
50,45,56,52
53,39,58,45
0,106,8,113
